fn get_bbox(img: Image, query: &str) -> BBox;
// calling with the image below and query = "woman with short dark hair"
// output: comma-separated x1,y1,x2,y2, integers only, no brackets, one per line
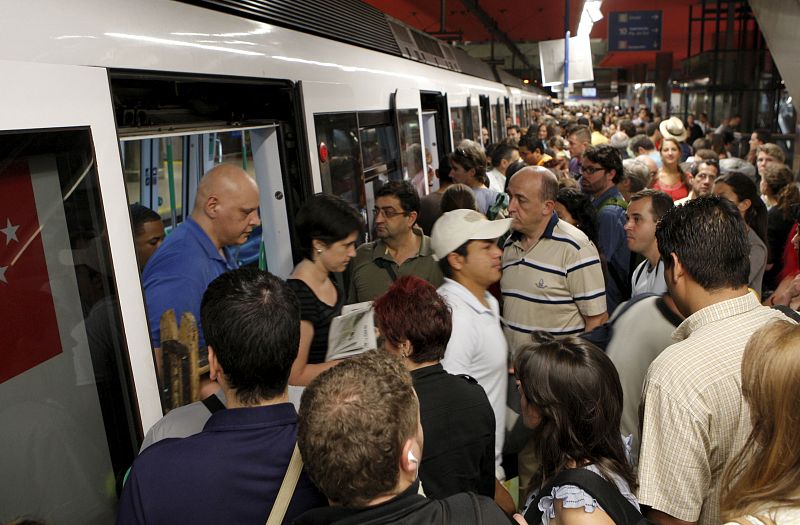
517,332,640,524
287,193,364,385
373,275,498,503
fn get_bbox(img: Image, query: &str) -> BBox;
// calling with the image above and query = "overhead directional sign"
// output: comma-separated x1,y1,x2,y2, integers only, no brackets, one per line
608,11,662,51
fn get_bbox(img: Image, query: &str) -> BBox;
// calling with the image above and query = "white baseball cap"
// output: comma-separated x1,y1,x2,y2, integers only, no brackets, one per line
431,209,512,260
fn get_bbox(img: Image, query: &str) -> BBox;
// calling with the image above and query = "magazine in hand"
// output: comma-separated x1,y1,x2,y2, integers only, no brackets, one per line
326,301,377,361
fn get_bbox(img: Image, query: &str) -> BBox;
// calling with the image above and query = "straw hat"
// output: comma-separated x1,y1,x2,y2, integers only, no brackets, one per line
659,116,689,142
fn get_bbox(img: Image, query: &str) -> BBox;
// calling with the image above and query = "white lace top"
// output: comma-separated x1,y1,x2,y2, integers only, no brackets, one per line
521,438,640,525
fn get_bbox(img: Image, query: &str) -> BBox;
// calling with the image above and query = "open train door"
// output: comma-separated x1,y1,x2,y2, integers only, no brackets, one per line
420,91,453,191
0,60,160,524
390,89,425,197
479,94,492,146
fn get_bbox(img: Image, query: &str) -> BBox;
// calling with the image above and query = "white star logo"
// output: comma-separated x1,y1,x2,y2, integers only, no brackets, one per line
0,266,6,284
1,219,19,245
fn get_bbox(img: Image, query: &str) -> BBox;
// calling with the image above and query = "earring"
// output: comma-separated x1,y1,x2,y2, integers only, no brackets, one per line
316,248,322,254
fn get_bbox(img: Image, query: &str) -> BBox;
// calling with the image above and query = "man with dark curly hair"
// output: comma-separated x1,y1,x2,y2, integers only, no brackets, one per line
581,144,631,312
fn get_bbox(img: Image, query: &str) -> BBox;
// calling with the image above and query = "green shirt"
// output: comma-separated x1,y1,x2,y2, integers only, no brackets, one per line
346,231,443,304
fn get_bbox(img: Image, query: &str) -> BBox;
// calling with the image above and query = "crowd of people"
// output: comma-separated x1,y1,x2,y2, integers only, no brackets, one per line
108,106,800,525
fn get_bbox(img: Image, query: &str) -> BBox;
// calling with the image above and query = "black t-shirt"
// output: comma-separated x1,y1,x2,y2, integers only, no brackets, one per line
287,278,344,364
411,364,496,499
765,206,794,291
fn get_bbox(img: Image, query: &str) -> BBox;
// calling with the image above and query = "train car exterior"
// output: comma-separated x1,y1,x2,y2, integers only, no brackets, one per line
0,1,548,522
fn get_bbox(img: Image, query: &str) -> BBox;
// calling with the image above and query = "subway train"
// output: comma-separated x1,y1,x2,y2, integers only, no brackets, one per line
0,0,549,522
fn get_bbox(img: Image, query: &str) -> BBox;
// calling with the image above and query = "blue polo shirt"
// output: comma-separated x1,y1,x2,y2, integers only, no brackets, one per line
592,186,630,313
142,218,237,348
117,403,326,525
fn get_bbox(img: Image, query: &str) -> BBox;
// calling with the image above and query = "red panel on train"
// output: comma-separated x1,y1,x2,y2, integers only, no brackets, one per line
1,161,63,384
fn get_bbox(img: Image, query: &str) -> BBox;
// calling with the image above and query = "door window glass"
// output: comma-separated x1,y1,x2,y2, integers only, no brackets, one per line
397,109,424,193
315,113,363,207
451,107,467,145
0,129,139,524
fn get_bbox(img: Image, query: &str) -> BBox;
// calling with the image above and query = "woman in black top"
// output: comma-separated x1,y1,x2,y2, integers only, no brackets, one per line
761,163,800,294
287,193,364,385
373,276,508,511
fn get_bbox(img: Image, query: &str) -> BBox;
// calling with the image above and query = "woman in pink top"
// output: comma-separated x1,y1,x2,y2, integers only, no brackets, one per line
652,137,690,201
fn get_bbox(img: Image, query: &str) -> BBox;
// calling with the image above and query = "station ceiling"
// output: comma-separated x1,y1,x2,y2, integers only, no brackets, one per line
364,0,698,75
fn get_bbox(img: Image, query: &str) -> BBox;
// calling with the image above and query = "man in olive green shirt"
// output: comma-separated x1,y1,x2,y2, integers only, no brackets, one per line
347,181,443,303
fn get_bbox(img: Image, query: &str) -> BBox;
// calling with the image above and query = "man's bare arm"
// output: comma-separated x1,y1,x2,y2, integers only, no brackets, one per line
582,311,608,332
646,508,696,525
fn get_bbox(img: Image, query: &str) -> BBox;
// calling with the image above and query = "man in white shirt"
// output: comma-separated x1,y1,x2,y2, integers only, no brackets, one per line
625,189,674,297
675,159,719,206
430,209,512,484
486,141,519,193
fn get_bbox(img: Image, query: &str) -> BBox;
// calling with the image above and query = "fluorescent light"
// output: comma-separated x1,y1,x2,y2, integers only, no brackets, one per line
105,32,264,56
577,0,603,37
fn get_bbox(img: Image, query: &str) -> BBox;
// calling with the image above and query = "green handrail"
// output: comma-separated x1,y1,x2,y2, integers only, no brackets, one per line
166,140,177,228
241,131,266,271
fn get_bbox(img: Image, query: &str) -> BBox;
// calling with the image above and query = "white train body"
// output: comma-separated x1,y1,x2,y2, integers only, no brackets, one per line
0,2,547,522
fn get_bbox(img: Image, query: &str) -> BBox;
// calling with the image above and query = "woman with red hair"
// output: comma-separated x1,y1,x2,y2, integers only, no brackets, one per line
373,276,506,508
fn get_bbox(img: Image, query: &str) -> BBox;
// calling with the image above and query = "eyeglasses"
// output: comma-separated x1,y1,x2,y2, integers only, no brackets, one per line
372,207,407,219
580,165,606,175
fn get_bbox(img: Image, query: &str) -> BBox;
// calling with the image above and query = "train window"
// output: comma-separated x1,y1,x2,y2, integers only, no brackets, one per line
215,130,256,177
451,107,467,145
122,137,185,227
397,108,422,179
489,102,499,144
121,130,258,231
359,125,398,179
470,105,482,143
315,113,363,207
0,128,139,524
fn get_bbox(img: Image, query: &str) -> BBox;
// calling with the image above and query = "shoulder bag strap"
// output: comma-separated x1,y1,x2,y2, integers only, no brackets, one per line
527,469,644,525
550,469,644,525
265,444,304,525
374,257,398,282
201,393,226,414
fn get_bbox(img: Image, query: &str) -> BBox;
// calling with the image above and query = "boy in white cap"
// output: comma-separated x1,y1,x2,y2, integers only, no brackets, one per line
430,209,513,489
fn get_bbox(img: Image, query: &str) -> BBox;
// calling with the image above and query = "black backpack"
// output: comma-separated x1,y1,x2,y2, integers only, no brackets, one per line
579,293,659,351
525,468,654,525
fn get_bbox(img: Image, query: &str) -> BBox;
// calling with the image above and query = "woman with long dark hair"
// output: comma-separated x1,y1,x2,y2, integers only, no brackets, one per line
517,333,640,524
761,164,800,292
720,320,800,524
713,173,769,297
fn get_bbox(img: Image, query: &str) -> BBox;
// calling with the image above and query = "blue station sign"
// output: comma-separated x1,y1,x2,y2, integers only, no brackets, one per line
608,11,662,52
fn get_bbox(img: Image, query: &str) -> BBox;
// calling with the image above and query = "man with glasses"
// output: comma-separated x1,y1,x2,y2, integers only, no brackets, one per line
347,180,443,303
675,159,719,206
581,144,631,313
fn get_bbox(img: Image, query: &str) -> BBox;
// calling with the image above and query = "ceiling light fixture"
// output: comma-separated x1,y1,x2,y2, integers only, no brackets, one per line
577,0,603,37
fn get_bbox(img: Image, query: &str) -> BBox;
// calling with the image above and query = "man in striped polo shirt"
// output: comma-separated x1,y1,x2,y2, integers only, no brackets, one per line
502,166,608,352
